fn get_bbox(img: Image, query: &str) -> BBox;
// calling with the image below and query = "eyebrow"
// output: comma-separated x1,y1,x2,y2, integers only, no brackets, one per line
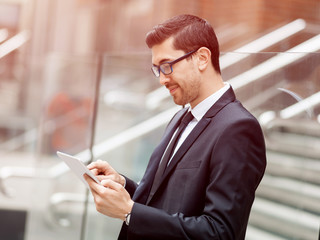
153,57,172,67
159,58,171,65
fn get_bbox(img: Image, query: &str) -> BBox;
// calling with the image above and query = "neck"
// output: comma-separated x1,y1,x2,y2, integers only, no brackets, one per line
200,71,224,99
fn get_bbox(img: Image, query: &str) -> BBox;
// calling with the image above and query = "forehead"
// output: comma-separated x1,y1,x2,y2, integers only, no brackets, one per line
151,37,184,65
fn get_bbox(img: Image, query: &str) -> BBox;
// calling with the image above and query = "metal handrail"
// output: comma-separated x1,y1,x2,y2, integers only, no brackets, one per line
228,34,320,89
0,28,9,43
0,30,30,59
258,91,320,159
259,91,320,126
220,19,306,68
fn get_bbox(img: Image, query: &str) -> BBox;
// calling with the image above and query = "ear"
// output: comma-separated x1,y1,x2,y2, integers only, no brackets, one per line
197,47,211,71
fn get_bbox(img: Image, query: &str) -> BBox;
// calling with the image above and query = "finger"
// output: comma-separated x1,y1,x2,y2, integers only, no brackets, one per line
87,160,101,170
84,174,103,193
90,168,100,176
101,179,123,192
96,175,116,182
87,160,110,172
83,173,94,185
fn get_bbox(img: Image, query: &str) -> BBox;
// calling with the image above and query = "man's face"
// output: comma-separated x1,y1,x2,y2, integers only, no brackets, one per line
151,37,202,108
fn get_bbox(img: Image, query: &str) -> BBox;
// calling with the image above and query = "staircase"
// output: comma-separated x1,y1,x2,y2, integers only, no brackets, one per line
247,119,320,240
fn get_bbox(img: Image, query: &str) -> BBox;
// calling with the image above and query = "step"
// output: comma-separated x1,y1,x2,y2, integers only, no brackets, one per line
266,151,320,185
257,174,320,214
246,225,288,240
266,131,320,160
249,198,319,240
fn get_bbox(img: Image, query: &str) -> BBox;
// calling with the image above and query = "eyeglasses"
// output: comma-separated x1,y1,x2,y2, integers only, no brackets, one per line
151,49,198,77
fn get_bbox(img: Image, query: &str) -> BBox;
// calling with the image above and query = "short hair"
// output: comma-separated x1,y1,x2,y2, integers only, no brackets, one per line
146,14,221,74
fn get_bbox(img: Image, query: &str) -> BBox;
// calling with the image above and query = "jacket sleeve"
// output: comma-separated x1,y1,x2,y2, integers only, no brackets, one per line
123,176,138,198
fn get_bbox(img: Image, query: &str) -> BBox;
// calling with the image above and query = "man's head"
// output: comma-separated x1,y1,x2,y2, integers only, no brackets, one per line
146,14,223,108
146,14,221,74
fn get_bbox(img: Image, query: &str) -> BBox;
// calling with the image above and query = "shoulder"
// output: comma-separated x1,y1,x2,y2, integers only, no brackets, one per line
209,99,264,143
219,99,259,124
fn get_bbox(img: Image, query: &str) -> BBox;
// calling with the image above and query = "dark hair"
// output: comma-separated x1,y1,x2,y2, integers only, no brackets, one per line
146,14,221,74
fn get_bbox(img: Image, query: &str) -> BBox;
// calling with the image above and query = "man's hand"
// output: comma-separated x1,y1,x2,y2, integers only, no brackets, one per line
87,160,126,187
84,174,134,221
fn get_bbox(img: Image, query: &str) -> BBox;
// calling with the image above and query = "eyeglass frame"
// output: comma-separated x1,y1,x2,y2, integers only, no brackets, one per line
151,49,199,77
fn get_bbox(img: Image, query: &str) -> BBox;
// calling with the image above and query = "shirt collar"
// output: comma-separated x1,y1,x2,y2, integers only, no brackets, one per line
189,82,230,122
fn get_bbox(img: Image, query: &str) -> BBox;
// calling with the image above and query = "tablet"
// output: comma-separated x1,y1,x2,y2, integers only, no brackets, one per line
57,151,101,189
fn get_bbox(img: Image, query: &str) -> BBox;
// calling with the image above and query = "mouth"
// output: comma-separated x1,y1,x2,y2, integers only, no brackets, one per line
167,85,179,95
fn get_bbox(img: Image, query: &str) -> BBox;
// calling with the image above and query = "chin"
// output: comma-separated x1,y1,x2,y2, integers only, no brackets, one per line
173,99,187,106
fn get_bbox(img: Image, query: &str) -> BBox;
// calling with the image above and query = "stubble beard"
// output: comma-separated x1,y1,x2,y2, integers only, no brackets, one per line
173,77,200,107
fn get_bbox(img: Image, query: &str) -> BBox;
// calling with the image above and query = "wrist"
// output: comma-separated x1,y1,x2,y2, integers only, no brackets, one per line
123,200,134,224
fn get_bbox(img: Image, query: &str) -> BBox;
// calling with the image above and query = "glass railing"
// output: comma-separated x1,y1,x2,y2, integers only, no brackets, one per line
0,51,319,240
24,53,101,240
222,52,320,240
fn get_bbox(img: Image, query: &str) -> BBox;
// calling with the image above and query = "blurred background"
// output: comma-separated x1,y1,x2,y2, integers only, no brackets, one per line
0,0,319,239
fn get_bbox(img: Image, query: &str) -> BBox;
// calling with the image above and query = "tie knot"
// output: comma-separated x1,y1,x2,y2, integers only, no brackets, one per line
181,111,194,125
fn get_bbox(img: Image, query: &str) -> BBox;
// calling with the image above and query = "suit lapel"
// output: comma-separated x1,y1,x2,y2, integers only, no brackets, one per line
133,108,188,203
162,117,210,179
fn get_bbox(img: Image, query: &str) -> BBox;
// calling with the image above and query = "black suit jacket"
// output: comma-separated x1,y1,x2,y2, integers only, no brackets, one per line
118,87,266,240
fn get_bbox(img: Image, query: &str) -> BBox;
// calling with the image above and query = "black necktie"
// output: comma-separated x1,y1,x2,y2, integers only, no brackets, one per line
147,111,194,203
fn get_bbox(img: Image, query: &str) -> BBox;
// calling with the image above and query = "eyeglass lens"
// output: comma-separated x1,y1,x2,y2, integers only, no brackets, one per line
151,49,197,77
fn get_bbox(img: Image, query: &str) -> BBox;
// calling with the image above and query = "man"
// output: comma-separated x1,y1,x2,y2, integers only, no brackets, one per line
84,14,266,239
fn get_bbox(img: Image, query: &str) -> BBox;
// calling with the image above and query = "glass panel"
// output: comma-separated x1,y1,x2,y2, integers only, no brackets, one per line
0,22,35,239
23,54,100,240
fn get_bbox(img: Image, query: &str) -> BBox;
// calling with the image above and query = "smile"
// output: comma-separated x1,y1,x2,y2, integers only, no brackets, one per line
168,86,178,95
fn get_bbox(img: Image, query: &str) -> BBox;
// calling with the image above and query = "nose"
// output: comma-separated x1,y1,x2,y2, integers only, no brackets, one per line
159,72,170,86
